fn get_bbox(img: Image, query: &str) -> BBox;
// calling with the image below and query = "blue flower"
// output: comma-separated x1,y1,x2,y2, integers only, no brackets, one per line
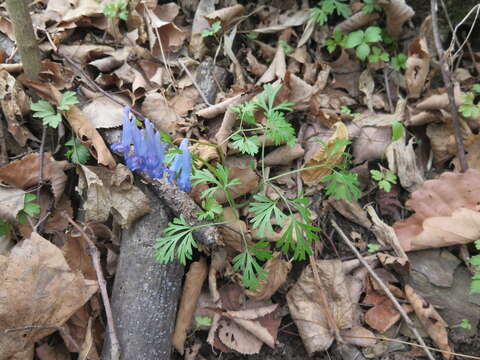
112,107,192,191
167,138,192,192
111,107,133,153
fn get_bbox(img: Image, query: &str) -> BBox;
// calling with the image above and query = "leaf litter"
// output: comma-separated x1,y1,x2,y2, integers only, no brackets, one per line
0,0,480,359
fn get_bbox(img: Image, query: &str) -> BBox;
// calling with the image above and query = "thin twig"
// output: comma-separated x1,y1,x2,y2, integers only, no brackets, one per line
178,59,212,106
62,212,121,360
383,67,393,113
36,125,46,201
330,219,436,360
431,0,468,172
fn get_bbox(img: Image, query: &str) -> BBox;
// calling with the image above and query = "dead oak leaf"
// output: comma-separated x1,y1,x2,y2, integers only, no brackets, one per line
0,233,98,359
0,153,71,202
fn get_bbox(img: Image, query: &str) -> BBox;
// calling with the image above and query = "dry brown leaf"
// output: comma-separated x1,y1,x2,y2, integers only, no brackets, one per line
206,5,245,28
44,196,73,234
214,157,259,203
217,318,263,354
416,83,463,111
196,92,246,119
302,122,348,185
386,136,425,192
378,0,415,37
354,98,406,127
0,233,97,359
328,198,372,229
287,260,355,354
63,231,97,281
263,143,304,166
57,44,115,65
82,93,128,129
246,49,268,77
451,134,480,171
393,170,480,251
218,207,247,252
172,258,208,355
0,153,71,202
40,61,75,90
0,186,25,222
285,73,314,111
141,92,180,137
341,326,376,347
0,70,35,146
245,253,291,301
250,10,310,34
329,49,362,97
258,44,286,84
405,38,430,99
405,285,452,360
190,0,216,59
426,122,457,166
352,126,391,164
36,343,71,360
77,164,150,228
335,11,380,33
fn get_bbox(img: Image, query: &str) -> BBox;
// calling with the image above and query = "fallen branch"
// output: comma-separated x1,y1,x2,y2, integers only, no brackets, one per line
330,219,436,360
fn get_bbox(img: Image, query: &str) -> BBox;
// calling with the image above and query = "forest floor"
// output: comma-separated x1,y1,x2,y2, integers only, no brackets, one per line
1,0,480,359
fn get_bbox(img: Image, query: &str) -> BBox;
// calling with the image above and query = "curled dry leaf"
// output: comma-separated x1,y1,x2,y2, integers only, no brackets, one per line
172,258,208,355
302,122,348,185
405,38,430,99
190,0,216,59
141,92,179,137
245,253,291,301
378,0,415,37
77,164,150,228
206,5,245,29
352,126,391,164
426,122,457,166
393,170,480,251
63,231,97,281
0,153,71,202
287,260,355,354
219,207,247,253
0,70,35,146
0,233,98,359
451,134,480,171
258,45,286,84
82,93,128,129
405,285,452,360
416,83,462,111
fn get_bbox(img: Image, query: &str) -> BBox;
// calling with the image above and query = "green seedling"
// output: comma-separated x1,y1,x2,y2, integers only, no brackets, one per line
279,40,294,54
362,0,382,13
391,53,407,71
195,316,212,327
31,91,79,129
344,26,383,61
368,46,389,63
459,84,480,118
367,243,381,253
201,21,222,38
326,29,346,53
452,319,472,330
370,168,397,192
311,0,351,26
391,121,405,142
65,137,91,165
103,0,128,21
17,194,40,224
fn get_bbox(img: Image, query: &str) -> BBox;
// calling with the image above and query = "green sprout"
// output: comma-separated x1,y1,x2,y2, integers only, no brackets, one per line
344,26,383,61
103,0,128,21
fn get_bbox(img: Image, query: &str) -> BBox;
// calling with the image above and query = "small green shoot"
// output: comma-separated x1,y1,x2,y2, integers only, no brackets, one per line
246,32,258,40
195,316,212,327
470,240,480,294
103,0,128,21
459,85,480,118
368,46,389,64
0,219,9,236
362,0,382,13
103,0,128,20
367,243,381,253
391,121,405,142
201,21,222,38
452,319,472,330
279,40,294,54
311,0,352,26
391,53,407,71
323,170,361,202
31,91,79,129
326,29,346,53
344,26,383,61
340,106,352,115
65,137,91,165
192,164,242,201
17,194,41,224
197,198,223,221
370,168,397,192
232,240,272,290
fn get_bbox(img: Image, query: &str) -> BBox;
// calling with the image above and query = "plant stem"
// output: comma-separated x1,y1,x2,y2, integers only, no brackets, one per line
5,0,41,81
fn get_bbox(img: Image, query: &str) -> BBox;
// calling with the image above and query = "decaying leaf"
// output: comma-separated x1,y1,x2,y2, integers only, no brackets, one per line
0,70,35,146
0,153,71,202
378,0,415,37
214,157,259,203
352,126,391,164
218,207,247,252
63,231,97,281
0,186,25,222
287,260,355,354
405,285,452,360
0,233,97,359
77,164,150,228
173,258,208,355
263,143,304,166
302,122,348,185
405,38,430,99
393,170,480,251
245,253,291,301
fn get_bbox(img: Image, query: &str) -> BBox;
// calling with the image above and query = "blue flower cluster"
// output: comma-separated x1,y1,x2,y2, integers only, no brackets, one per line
111,107,192,191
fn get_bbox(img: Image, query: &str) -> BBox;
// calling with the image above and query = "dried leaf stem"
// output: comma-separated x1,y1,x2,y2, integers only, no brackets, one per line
62,212,121,360
430,0,468,172
330,219,436,360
